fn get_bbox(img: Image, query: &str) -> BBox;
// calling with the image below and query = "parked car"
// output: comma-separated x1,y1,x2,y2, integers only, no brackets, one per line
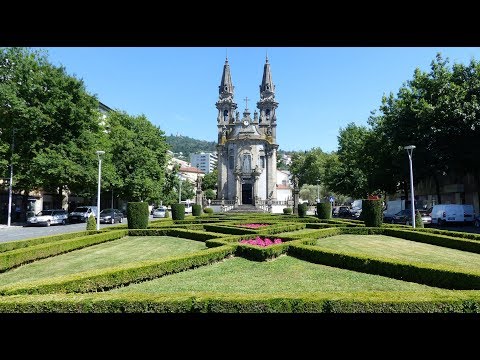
474,215,480,228
332,206,341,216
390,209,431,226
26,209,68,227
99,208,124,224
68,206,98,223
152,207,167,218
338,206,351,217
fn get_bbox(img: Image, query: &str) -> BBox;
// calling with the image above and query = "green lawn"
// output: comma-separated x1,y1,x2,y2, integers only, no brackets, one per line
0,236,205,287
110,255,437,294
315,234,480,271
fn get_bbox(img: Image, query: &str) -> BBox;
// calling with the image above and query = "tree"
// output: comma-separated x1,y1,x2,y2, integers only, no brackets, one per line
204,188,216,200
106,111,168,203
202,168,218,191
0,47,104,208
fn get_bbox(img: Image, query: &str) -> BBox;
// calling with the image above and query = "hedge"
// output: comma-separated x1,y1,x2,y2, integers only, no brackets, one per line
192,204,202,216
203,207,214,215
127,202,149,229
127,228,224,241
316,203,332,219
283,208,292,215
86,215,97,230
0,245,235,295
0,231,93,254
1,291,480,313
361,199,383,227
381,228,480,254
203,224,258,235
298,203,307,218
289,243,480,290
0,230,127,272
171,204,185,220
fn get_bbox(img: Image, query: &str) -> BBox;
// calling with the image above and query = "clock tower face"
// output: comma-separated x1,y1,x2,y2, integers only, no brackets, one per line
243,119,249,126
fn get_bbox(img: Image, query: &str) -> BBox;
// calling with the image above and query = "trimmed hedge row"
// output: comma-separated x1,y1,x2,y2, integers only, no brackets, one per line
0,245,235,295
381,228,480,254
1,291,480,313
414,227,480,241
203,224,258,235
0,230,127,272
289,243,480,290
127,228,224,241
0,231,93,254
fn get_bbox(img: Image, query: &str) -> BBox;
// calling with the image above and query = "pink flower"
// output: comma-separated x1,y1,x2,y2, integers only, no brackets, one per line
239,237,284,247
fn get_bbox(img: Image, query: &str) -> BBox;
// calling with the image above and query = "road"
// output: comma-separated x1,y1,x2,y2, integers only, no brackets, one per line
0,219,130,244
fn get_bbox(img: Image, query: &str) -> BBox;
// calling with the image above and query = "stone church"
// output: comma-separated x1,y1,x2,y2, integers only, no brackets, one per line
216,57,278,206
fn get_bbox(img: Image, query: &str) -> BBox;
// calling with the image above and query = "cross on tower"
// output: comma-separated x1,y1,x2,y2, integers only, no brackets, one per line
244,96,249,109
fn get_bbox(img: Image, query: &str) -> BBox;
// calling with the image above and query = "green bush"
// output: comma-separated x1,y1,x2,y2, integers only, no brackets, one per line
0,230,127,273
2,291,480,313
283,208,292,215
192,204,202,216
128,228,223,241
171,204,185,220
298,203,308,218
415,210,424,228
0,245,235,295
361,200,383,227
127,202,149,229
165,210,170,218
203,207,214,215
316,203,332,219
203,224,258,235
86,215,97,230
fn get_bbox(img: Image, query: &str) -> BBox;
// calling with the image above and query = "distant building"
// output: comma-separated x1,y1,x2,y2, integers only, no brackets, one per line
190,152,218,174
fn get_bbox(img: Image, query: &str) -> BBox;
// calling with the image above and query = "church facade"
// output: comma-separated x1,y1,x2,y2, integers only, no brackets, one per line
216,57,278,205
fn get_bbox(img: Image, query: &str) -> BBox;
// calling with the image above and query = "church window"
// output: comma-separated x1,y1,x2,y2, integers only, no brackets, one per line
223,109,228,120
260,156,265,168
242,154,251,173
229,155,234,169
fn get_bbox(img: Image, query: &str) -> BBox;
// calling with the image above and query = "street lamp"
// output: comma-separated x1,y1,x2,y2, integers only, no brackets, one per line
7,129,15,227
404,145,416,229
316,179,320,203
178,174,183,204
96,150,105,231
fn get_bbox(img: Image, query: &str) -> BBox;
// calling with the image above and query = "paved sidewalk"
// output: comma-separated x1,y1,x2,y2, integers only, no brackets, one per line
0,222,26,230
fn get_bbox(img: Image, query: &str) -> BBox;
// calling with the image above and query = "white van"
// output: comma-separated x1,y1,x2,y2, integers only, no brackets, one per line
431,204,471,226
462,204,474,225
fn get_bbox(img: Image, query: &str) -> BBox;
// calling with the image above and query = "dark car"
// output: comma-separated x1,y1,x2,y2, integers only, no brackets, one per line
338,206,351,217
99,208,124,224
391,209,431,226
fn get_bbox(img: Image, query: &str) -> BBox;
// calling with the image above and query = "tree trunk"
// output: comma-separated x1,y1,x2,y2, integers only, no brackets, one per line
434,174,442,205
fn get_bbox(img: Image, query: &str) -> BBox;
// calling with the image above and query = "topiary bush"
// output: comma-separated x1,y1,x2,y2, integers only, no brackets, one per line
86,215,96,230
298,203,308,218
203,207,213,215
164,209,170,218
127,202,149,229
171,204,185,220
362,199,383,227
316,203,332,219
283,207,293,215
192,204,202,216
415,210,424,228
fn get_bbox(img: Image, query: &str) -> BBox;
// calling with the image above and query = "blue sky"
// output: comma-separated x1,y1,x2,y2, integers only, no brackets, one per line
42,47,480,152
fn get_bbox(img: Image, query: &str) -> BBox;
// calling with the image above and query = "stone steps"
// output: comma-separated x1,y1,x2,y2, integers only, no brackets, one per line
226,204,265,213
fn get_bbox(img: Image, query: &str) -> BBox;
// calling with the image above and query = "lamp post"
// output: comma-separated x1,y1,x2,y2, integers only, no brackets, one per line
404,145,416,229
96,150,105,231
178,175,183,204
7,129,15,227
316,179,320,203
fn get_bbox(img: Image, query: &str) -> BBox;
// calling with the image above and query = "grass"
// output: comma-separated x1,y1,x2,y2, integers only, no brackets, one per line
315,235,480,271
0,236,205,287
110,255,438,294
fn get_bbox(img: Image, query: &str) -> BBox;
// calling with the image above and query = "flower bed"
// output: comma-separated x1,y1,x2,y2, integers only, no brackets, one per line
239,223,269,229
240,236,283,247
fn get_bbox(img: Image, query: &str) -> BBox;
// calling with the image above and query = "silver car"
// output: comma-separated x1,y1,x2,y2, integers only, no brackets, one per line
152,207,167,218
26,209,68,227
